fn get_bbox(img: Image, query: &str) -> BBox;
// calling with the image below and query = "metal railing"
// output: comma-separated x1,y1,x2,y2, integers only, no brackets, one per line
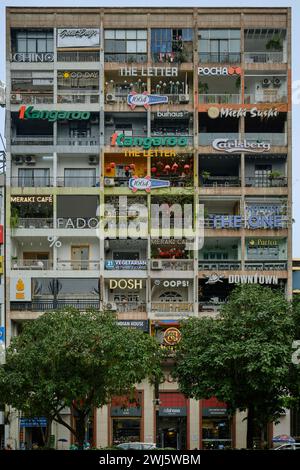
245,176,288,188
104,53,147,63
57,94,99,104
114,302,147,313
244,133,287,146
244,51,285,64
10,299,100,311
245,261,287,271
57,260,100,270
151,301,194,313
151,259,193,271
198,260,241,270
200,176,241,188
199,133,239,145
57,51,100,62
105,92,192,105
244,93,287,104
56,137,99,146
11,136,54,145
151,175,193,187
11,93,53,104
199,52,241,63
199,94,241,104
11,259,53,270
10,176,53,187
151,51,193,63
57,176,99,187
16,218,53,229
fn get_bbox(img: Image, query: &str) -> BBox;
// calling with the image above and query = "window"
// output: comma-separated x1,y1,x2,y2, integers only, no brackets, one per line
13,30,53,54
151,28,193,62
104,30,147,62
64,169,96,187
18,168,50,187
198,29,241,63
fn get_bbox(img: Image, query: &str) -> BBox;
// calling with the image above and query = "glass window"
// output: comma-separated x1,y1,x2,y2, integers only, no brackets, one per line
137,30,147,40
115,41,126,53
126,41,137,53
17,39,26,52
116,30,126,39
137,41,147,53
112,419,141,445
105,40,115,53
126,30,137,40
28,39,37,52
105,30,115,39
37,39,47,52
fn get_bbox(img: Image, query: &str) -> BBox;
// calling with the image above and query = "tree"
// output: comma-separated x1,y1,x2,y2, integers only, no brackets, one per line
0,308,162,449
173,285,293,449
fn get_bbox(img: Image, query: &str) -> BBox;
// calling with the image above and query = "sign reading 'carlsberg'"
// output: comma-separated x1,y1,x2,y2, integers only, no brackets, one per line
213,138,271,153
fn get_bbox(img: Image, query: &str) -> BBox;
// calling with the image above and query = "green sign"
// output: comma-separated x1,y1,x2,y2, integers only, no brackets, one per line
19,105,91,122
111,132,188,150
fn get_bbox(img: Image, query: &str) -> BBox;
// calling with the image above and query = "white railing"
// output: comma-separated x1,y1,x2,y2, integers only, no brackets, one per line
199,94,241,104
114,302,146,313
151,302,194,313
11,136,54,145
11,259,53,270
244,51,285,64
244,93,287,104
244,133,287,146
56,137,99,146
151,259,194,271
11,93,53,104
57,93,99,104
57,260,100,270
16,218,53,229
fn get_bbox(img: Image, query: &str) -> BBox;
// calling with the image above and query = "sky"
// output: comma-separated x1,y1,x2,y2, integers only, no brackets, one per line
0,0,299,255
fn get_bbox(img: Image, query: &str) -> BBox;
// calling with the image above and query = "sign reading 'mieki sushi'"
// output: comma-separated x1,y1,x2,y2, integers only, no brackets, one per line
127,92,168,109
129,176,170,193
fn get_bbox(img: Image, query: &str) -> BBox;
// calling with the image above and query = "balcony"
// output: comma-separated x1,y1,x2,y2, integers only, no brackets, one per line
244,52,284,64
199,52,241,64
152,175,193,188
11,93,53,105
57,51,100,62
113,301,146,313
244,133,287,146
199,94,241,104
105,53,147,63
151,51,193,64
199,133,239,146
200,176,241,188
56,137,99,146
57,176,99,188
10,176,54,188
151,259,193,271
57,93,99,104
11,259,53,270
198,260,241,270
16,218,53,229
244,92,287,104
245,176,287,188
151,301,194,313
57,260,100,270
10,299,100,311
11,136,54,146
245,261,287,271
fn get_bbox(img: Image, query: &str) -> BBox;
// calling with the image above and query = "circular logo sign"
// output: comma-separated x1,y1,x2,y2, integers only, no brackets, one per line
208,107,220,119
163,327,181,346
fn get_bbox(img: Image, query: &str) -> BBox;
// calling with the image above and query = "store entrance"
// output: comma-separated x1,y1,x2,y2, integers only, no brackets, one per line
158,417,187,450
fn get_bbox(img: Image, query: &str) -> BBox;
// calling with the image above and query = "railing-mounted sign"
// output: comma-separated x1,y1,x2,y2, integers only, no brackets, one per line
208,106,279,119
154,279,190,287
58,71,99,79
105,260,147,270
11,52,54,62
111,133,187,149
18,106,91,122
212,138,271,153
198,66,241,76
124,150,177,157
210,214,285,229
248,239,279,247
127,92,168,109
129,176,170,193
57,28,100,48
120,66,178,77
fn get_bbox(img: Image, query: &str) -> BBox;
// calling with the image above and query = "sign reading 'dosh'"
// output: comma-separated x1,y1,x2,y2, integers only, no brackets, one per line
57,28,100,48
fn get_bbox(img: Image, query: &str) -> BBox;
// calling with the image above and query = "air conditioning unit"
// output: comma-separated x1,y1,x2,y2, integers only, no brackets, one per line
106,93,117,103
178,94,189,103
273,77,281,88
262,78,271,88
11,93,22,103
88,155,98,165
24,155,36,165
104,177,115,187
151,259,163,270
105,302,117,311
13,155,24,165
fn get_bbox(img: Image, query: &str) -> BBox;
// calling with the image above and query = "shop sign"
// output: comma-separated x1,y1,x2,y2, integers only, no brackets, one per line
105,260,147,270
204,273,224,285
0,327,4,344
124,150,176,157
11,52,54,62
202,407,227,417
0,256,3,274
229,274,278,285
117,320,149,332
152,239,187,245
20,417,47,428
18,105,91,122
154,279,190,288
127,92,168,109
212,138,271,153
112,133,187,150
129,177,170,193
110,406,142,417
120,66,178,77
57,28,100,48
249,239,279,247
210,214,284,229
164,327,182,346
208,106,279,119
198,66,241,76
0,225,3,244
11,195,53,204
10,277,31,302
58,71,99,79
154,110,190,119
109,279,143,290
159,407,187,417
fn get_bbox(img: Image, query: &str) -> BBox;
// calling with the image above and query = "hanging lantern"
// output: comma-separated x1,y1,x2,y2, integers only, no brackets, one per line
106,166,111,172
164,164,171,172
110,162,116,169
157,161,164,168
184,164,190,172
151,167,157,173
130,163,135,170
172,163,179,172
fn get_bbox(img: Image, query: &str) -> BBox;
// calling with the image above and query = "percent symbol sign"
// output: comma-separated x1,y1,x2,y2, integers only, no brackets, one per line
47,235,62,248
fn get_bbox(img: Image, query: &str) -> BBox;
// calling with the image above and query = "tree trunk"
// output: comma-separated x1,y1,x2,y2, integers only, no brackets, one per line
76,413,86,450
247,403,255,449
45,420,52,448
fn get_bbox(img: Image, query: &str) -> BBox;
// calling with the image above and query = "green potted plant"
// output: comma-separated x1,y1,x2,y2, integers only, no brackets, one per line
269,170,283,186
266,36,282,51
198,82,209,94
10,207,19,229
201,171,211,183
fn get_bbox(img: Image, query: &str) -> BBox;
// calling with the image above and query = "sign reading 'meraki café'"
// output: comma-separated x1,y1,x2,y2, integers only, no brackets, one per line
18,106,90,122
120,66,178,77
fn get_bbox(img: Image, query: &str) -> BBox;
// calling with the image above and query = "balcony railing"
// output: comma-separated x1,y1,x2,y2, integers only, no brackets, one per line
152,175,193,187
105,53,147,63
200,176,241,188
56,137,99,146
244,51,284,64
151,259,193,271
199,133,239,145
244,133,287,146
199,94,241,104
151,301,194,313
16,218,53,229
245,261,287,271
199,52,241,63
105,92,192,105
113,302,147,313
245,176,288,188
57,93,99,104
198,260,241,270
151,51,193,63
104,260,148,270
57,176,99,187
11,136,54,146
10,176,53,187
10,299,100,311
57,260,100,270
57,51,100,62
244,93,287,104
11,259,53,270
11,93,53,104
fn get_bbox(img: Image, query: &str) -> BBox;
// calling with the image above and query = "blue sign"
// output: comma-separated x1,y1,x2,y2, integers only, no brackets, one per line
127,92,168,109
0,327,4,343
105,260,147,270
272,435,295,443
210,215,285,229
20,417,47,428
129,177,170,192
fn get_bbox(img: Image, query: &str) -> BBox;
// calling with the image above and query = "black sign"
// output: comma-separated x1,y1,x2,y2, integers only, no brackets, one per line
159,407,187,417
153,111,190,120
117,320,149,332
202,407,227,417
110,406,142,417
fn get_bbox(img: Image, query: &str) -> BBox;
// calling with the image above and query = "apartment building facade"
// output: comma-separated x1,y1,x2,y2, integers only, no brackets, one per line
5,7,292,449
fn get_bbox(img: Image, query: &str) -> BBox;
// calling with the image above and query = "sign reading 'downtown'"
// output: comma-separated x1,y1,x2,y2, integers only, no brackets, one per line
57,28,100,47
212,138,271,153
111,132,188,149
198,66,241,76
127,92,168,109
210,214,285,229
129,176,170,193
229,274,279,285
120,66,178,77
18,106,90,122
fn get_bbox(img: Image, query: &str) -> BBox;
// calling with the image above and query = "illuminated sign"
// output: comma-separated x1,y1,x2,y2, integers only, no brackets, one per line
105,260,147,270
163,327,182,346
109,279,143,290
111,132,188,149
18,106,91,122
11,195,53,203
120,66,178,77
198,66,241,76
154,111,190,119
229,274,278,285
124,150,176,157
127,92,168,109
129,176,170,193
10,277,31,302
11,52,54,62
0,327,4,343
154,279,190,287
210,215,285,229
208,106,279,119
249,239,279,247
212,139,271,153
57,28,100,47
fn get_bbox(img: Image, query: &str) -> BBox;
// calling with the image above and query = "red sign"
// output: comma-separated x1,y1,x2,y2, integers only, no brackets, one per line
0,225,3,244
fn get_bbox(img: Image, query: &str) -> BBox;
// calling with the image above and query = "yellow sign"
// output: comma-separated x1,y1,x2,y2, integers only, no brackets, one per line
125,150,176,158
16,278,25,299
163,327,182,346
10,276,32,302
0,256,3,274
